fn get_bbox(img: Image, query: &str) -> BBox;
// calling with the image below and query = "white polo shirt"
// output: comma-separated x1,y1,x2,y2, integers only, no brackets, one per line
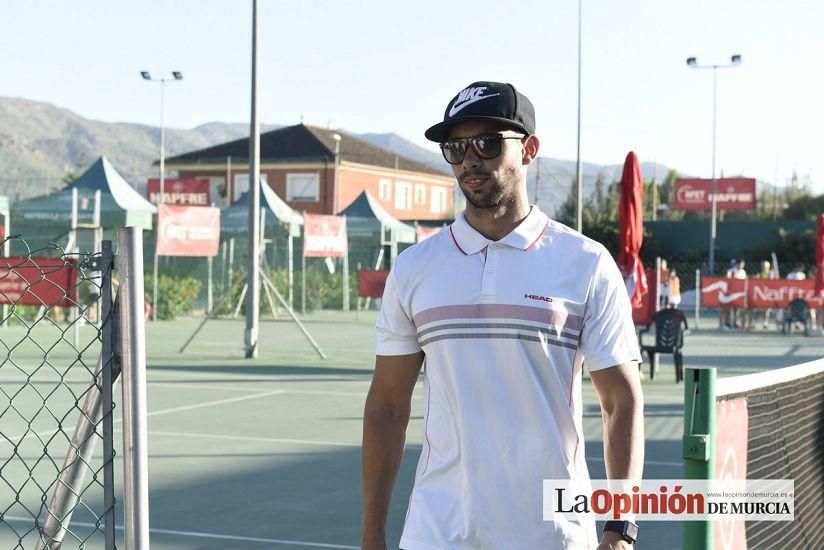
376,206,641,550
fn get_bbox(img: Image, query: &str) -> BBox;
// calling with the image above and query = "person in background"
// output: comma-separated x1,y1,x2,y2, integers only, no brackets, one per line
787,264,806,280
659,259,670,309
666,268,681,308
750,260,776,330
720,259,737,330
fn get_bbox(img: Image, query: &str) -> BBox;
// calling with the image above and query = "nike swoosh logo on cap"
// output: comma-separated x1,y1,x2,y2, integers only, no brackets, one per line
448,92,501,117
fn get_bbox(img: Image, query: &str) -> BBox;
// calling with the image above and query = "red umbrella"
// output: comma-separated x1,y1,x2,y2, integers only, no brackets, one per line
617,151,648,308
815,213,824,296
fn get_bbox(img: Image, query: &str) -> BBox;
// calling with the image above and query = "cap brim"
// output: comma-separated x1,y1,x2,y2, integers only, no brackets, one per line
424,116,530,142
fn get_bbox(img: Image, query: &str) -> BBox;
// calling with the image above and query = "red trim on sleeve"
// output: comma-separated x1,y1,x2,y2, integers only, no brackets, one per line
450,226,468,255
525,219,549,251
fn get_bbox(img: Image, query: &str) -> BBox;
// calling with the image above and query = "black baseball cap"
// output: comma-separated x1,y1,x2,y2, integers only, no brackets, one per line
424,81,536,142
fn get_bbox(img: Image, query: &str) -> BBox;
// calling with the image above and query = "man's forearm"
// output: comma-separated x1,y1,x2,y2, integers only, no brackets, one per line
603,401,644,480
361,398,409,543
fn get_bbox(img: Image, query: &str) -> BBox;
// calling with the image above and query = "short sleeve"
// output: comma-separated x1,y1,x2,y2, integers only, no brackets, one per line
578,249,642,371
375,269,422,356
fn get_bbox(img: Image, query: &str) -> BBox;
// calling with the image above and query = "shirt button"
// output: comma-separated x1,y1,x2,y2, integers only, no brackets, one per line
488,268,494,273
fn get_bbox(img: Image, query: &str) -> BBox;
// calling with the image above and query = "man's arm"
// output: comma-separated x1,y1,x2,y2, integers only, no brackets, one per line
362,351,425,550
590,362,644,480
590,362,644,549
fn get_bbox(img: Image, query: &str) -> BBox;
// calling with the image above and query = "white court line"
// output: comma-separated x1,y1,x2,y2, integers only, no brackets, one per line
1,516,358,549
587,456,681,468
147,383,423,400
146,389,285,418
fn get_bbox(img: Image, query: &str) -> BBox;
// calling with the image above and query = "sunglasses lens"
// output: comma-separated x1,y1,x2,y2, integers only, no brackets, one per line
471,135,502,159
441,140,467,164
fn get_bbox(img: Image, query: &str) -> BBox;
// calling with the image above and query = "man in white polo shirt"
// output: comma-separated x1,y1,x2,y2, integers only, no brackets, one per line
362,81,644,549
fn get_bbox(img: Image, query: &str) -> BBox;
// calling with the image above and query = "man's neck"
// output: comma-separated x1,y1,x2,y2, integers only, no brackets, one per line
463,196,532,241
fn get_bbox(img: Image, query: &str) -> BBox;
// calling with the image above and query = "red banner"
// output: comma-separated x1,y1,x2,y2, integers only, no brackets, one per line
701,277,823,308
700,277,748,307
674,178,756,211
358,270,389,298
303,214,348,258
156,205,220,257
715,398,749,550
632,268,657,326
148,178,211,206
0,257,78,307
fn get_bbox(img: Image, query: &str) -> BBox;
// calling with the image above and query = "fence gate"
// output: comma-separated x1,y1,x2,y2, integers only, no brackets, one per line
0,228,148,549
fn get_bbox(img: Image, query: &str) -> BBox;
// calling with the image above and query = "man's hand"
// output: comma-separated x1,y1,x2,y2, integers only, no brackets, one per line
361,534,388,550
596,531,632,549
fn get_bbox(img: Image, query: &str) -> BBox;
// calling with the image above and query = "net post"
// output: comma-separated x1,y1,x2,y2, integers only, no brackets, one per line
117,227,150,550
682,366,716,549
100,240,117,550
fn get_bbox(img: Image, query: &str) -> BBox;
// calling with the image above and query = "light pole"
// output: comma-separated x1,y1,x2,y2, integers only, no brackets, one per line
245,0,261,358
686,54,742,273
332,133,341,215
575,0,583,233
141,70,183,322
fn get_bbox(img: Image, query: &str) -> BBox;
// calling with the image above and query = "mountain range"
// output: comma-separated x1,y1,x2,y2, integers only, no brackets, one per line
0,96,679,215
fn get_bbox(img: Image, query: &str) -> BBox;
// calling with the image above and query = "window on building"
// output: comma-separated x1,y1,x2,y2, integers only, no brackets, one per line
414,184,427,204
286,173,320,202
431,186,448,213
379,178,392,201
209,177,226,207
233,173,268,202
395,181,412,210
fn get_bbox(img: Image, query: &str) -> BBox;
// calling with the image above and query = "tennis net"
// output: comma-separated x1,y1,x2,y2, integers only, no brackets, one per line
714,359,824,549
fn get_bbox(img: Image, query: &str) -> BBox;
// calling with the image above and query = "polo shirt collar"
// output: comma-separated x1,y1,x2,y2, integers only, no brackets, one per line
449,206,549,255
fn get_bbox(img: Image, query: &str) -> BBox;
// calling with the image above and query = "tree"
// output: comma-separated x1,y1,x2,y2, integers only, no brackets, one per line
61,153,88,186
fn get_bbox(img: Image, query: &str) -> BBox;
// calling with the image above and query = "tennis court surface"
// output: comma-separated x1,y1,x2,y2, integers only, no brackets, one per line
3,311,823,549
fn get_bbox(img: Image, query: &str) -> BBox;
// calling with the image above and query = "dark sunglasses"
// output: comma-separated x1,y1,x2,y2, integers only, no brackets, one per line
439,133,526,165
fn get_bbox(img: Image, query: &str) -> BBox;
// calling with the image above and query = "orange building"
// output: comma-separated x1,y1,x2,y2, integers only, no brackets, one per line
163,124,455,221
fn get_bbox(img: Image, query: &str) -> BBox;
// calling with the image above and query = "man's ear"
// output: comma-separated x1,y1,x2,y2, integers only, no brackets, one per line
522,134,540,166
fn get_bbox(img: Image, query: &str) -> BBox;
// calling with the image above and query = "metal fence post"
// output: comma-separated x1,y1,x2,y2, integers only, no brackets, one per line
100,241,117,550
117,227,150,549
682,366,716,549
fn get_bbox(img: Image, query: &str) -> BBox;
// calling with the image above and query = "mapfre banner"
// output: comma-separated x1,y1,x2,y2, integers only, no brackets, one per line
148,178,211,206
156,205,220,257
303,214,348,257
701,277,822,308
675,178,756,211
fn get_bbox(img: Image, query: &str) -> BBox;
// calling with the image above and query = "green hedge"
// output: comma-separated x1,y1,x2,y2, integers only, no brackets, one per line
145,273,202,320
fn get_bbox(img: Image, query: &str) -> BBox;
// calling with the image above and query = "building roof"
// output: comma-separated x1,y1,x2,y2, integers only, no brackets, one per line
164,123,448,177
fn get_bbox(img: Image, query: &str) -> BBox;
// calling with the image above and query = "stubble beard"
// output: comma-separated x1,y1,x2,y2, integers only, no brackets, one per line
460,165,521,212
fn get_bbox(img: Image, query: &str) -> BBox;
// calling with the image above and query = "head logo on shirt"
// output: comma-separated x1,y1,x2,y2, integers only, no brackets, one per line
525,293,554,303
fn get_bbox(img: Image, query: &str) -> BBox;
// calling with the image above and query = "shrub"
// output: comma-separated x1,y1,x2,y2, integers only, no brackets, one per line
144,273,201,320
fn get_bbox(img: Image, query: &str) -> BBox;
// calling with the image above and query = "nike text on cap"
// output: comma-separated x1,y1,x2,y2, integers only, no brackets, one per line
424,81,536,142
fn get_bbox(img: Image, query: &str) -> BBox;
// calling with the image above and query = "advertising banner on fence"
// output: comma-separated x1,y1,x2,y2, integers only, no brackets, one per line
0,257,78,307
675,178,756,211
701,277,748,307
148,178,211,206
358,269,389,298
156,205,220,257
701,277,823,308
303,214,348,257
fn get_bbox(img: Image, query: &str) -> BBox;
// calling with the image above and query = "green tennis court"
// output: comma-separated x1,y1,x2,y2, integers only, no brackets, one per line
2,312,823,549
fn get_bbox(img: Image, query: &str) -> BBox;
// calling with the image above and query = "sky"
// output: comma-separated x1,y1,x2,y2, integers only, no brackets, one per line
1,0,822,190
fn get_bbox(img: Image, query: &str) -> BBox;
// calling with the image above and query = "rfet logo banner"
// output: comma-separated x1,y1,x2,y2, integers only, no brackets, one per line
148,178,211,206
675,178,756,211
0,257,78,307
303,214,348,258
156,205,220,257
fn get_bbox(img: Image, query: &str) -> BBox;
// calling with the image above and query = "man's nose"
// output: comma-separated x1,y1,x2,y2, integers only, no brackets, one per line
461,145,483,171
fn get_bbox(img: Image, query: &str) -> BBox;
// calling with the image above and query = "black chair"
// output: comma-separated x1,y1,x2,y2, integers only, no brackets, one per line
638,308,688,383
782,298,810,336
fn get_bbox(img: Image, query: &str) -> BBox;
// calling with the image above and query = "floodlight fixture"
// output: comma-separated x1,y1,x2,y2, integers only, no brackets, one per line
172,71,183,80
140,71,151,80
332,133,341,142
686,57,697,67
731,54,742,64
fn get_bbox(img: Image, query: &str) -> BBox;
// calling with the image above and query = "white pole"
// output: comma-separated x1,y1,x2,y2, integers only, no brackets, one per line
288,231,294,307
709,66,718,273
153,78,166,323
245,0,261,359
695,268,701,330
342,215,349,312
117,227,150,550
575,0,583,233
207,256,213,313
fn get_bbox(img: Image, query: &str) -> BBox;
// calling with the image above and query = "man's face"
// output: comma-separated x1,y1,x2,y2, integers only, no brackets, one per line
446,120,527,209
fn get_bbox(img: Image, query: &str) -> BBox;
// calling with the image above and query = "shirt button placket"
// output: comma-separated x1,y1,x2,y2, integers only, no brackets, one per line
481,244,498,298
